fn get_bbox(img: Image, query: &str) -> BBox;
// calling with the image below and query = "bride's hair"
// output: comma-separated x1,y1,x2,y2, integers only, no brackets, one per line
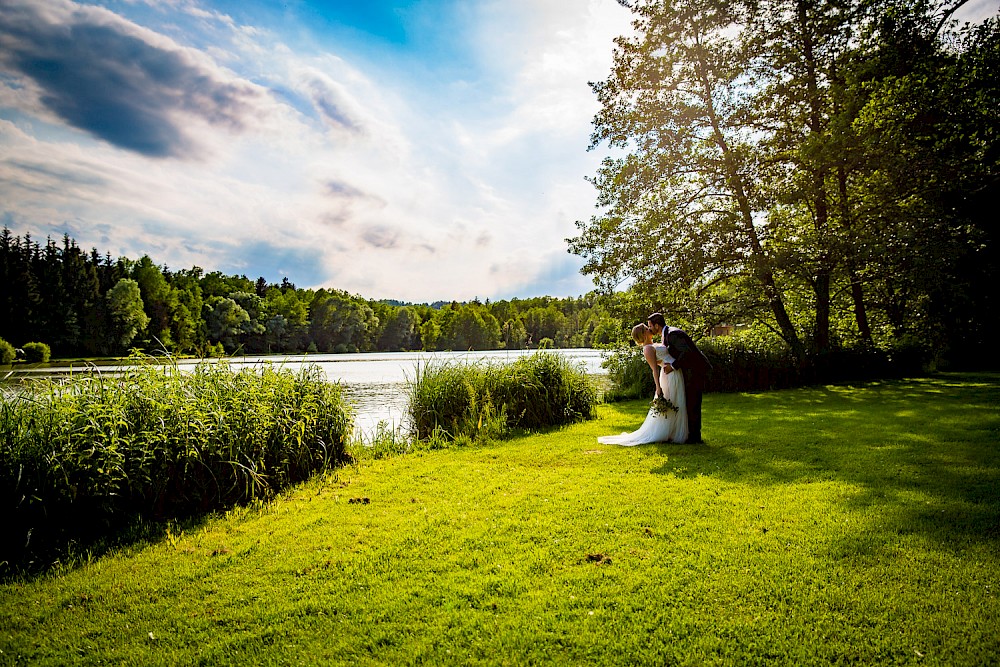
631,323,648,345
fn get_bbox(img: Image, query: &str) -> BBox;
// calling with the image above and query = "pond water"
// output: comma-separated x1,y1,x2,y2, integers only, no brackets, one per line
6,348,609,438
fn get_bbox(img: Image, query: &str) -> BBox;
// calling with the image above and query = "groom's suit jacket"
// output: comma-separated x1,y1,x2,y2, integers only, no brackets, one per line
665,327,712,373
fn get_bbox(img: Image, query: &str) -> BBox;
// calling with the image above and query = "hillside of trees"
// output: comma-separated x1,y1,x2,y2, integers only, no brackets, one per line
0,229,623,358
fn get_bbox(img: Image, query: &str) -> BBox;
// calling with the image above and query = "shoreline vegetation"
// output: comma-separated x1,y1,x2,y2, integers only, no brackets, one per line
1,371,997,664
0,344,973,576
1,352,597,575
1,360,355,573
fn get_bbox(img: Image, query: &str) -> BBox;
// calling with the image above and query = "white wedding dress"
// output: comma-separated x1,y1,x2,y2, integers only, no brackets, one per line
599,344,689,446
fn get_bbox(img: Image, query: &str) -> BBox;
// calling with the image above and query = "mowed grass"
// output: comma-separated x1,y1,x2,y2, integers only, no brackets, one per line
2,373,998,665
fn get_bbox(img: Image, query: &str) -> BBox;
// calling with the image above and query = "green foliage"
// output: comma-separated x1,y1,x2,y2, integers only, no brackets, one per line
699,333,803,392
600,330,806,401
202,296,250,352
408,352,597,441
310,289,378,353
377,306,419,351
348,420,413,461
21,342,50,363
0,337,15,365
602,329,931,399
418,317,441,351
0,360,353,571
1,228,621,359
105,278,150,351
601,345,654,401
407,362,505,442
489,352,596,430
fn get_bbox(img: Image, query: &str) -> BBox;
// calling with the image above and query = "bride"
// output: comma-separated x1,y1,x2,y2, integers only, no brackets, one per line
599,323,688,446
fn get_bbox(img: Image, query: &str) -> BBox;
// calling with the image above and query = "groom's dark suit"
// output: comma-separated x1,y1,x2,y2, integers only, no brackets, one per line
665,327,712,444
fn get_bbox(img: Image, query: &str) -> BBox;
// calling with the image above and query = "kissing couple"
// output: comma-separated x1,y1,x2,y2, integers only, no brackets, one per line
599,313,712,446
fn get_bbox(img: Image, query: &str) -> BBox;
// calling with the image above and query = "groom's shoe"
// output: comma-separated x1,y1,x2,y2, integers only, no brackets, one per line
685,436,704,445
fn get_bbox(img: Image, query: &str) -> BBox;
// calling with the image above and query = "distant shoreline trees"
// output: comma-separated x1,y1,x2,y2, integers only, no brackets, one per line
0,229,623,359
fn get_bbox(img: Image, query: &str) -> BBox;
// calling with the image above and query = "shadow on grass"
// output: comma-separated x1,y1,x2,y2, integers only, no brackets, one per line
644,372,1000,549
0,510,217,584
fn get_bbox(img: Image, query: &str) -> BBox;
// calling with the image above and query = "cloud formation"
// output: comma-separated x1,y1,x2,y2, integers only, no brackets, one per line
0,0,267,158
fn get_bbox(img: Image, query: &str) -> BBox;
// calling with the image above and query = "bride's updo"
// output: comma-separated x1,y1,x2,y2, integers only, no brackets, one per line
631,323,648,345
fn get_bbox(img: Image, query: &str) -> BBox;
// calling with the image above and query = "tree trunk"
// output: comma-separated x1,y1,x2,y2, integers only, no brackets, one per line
799,0,832,356
693,40,806,361
849,265,873,345
837,166,874,347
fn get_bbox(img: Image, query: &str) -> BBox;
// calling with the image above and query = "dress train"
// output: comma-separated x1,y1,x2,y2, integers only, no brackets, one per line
598,366,688,446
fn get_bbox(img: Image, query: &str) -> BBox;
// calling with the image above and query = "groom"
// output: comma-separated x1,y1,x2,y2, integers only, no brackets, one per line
647,313,712,444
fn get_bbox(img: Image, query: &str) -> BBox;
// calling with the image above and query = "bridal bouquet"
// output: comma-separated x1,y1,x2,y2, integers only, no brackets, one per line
651,396,679,416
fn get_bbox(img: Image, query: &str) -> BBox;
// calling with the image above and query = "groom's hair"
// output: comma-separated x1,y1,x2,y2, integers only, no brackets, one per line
647,312,666,328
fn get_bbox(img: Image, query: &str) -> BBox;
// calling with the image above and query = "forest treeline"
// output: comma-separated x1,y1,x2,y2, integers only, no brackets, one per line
0,229,622,358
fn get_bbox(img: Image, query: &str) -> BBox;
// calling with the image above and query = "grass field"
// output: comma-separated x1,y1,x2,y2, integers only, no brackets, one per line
1,373,998,665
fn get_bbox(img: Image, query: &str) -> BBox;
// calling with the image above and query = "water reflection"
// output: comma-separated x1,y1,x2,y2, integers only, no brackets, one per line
343,382,410,437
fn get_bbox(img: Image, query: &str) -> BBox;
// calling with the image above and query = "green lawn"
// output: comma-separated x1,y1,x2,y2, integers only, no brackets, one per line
2,373,998,665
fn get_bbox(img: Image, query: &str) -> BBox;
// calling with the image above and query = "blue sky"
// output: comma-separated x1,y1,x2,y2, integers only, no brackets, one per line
0,0,996,302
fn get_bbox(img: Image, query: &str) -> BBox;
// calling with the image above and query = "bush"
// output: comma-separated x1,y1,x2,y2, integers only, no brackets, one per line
700,333,801,392
601,330,928,399
601,345,654,402
408,352,596,442
0,360,353,571
21,342,51,363
0,337,15,365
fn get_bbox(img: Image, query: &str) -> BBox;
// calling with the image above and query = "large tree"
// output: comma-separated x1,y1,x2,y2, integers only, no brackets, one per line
309,289,378,353
846,9,1000,362
569,0,807,358
571,0,998,363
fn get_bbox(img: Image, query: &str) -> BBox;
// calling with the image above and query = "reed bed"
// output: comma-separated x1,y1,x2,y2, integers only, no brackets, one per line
0,360,352,571
408,351,596,442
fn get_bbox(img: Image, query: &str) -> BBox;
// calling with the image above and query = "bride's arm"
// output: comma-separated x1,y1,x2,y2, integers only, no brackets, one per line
643,344,663,397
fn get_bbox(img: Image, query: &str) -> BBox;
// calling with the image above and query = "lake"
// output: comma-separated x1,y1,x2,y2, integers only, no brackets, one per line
6,348,609,438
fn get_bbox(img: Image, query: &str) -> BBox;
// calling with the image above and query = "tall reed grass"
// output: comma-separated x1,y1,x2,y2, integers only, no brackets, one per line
408,352,596,442
0,360,352,571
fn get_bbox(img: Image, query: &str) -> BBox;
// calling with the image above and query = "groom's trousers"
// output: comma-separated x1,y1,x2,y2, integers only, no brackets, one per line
683,369,706,443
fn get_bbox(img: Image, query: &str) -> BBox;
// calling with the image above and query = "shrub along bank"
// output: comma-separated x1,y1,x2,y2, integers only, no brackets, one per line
602,332,926,401
408,351,597,443
0,360,353,573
